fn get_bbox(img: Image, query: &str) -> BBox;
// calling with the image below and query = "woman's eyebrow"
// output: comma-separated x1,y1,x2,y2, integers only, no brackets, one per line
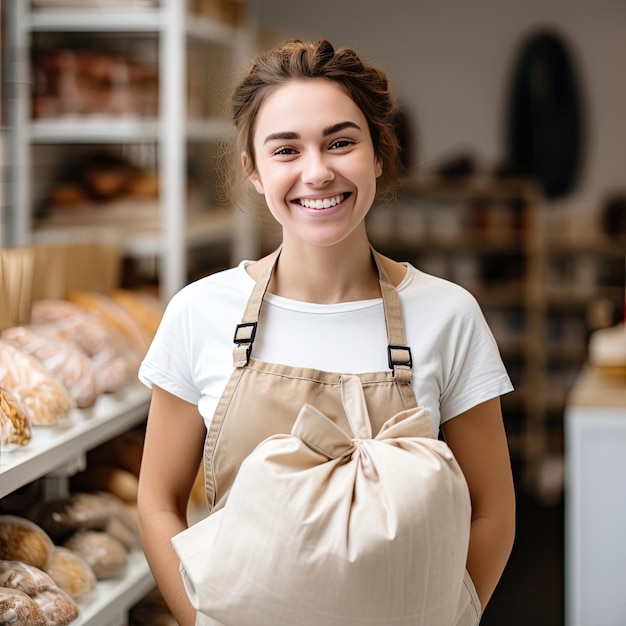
262,121,361,145
323,121,361,136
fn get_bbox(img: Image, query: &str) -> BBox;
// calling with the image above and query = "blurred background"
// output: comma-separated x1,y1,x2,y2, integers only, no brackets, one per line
1,2,625,625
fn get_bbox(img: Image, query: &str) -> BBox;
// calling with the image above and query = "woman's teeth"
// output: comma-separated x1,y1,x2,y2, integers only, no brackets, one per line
299,194,344,209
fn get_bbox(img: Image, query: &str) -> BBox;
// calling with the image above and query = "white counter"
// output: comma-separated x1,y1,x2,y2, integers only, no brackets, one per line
565,367,626,626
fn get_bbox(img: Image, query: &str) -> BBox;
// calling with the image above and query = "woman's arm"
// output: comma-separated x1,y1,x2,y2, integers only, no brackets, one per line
137,385,207,626
441,397,516,611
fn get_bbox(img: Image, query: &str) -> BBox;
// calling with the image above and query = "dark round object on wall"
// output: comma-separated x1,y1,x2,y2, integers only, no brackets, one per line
506,29,585,199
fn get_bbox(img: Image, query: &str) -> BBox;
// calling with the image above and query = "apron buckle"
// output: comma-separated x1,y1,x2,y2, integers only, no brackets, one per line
387,345,413,369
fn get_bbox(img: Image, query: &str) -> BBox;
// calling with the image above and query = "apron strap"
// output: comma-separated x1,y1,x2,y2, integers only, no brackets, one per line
232,246,412,382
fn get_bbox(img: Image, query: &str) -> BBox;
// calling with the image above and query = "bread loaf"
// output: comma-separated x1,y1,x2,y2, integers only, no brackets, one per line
32,588,80,626
1,325,98,409
63,530,128,579
0,516,53,569
0,559,57,595
70,466,139,503
44,547,96,602
0,587,46,626
28,492,111,543
0,386,31,450
30,298,131,394
0,341,73,427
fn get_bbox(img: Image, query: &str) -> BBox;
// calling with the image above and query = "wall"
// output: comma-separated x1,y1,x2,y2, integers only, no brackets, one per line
249,0,626,230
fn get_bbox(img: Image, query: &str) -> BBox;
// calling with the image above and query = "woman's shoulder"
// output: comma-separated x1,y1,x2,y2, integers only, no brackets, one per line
399,263,481,313
165,262,255,313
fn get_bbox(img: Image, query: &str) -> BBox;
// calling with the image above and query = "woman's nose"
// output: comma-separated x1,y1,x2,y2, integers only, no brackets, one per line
301,152,335,186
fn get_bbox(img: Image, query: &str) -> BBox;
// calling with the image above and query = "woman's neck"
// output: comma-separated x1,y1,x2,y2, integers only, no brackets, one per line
269,239,381,304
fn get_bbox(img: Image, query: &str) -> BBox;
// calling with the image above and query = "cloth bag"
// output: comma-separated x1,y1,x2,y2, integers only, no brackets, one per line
172,375,480,625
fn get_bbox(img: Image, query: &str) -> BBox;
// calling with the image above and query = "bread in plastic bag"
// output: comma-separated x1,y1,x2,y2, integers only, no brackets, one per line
63,530,128,579
0,386,31,451
0,515,54,569
1,325,98,409
0,341,73,427
0,587,46,626
31,587,80,626
29,298,131,394
44,547,97,602
28,492,111,543
0,559,58,595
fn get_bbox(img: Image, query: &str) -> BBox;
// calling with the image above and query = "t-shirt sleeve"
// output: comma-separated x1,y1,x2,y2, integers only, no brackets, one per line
439,291,514,423
138,289,201,405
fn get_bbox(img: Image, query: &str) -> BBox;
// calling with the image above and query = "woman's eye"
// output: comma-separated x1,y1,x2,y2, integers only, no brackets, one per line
273,146,297,156
329,138,355,150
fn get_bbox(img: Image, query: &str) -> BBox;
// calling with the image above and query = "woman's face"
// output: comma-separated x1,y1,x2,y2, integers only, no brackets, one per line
245,78,382,249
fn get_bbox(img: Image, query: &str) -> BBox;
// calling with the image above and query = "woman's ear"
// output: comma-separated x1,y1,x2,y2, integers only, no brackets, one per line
375,156,383,179
241,152,264,194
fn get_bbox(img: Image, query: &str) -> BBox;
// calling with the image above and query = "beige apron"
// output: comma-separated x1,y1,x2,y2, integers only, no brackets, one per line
196,247,481,625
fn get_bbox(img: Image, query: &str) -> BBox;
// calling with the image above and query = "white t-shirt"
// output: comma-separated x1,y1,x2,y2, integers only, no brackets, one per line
139,260,513,432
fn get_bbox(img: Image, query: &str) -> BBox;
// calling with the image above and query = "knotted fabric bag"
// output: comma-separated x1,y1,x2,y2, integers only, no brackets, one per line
172,375,480,625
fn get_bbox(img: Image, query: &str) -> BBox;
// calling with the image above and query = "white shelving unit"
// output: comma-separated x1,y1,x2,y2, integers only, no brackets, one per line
6,1,260,300
0,383,154,626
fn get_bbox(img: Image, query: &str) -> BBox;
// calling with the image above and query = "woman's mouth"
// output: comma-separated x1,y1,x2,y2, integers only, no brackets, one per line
297,193,346,210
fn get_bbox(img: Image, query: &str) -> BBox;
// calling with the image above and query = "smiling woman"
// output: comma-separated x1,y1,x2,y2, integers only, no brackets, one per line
136,39,516,626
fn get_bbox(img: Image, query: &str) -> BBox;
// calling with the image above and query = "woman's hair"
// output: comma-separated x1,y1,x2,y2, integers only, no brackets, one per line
230,39,405,199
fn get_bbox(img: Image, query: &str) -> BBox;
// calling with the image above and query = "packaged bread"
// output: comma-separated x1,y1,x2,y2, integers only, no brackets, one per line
0,587,46,626
1,325,98,409
0,386,32,451
44,547,96,602
31,588,80,626
0,516,54,569
0,341,73,427
0,559,57,596
30,298,131,394
67,291,152,359
63,530,128,579
28,492,111,543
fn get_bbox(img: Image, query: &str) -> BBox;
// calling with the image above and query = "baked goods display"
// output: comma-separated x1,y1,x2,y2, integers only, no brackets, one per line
0,289,161,622
0,558,80,626
30,298,131,395
31,49,158,120
0,342,73,427
1,325,98,409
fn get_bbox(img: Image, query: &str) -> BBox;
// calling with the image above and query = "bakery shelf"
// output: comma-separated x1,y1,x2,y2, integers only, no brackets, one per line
29,8,164,33
78,549,155,626
29,118,161,144
0,382,150,499
6,0,259,299
29,117,233,144
31,209,235,257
